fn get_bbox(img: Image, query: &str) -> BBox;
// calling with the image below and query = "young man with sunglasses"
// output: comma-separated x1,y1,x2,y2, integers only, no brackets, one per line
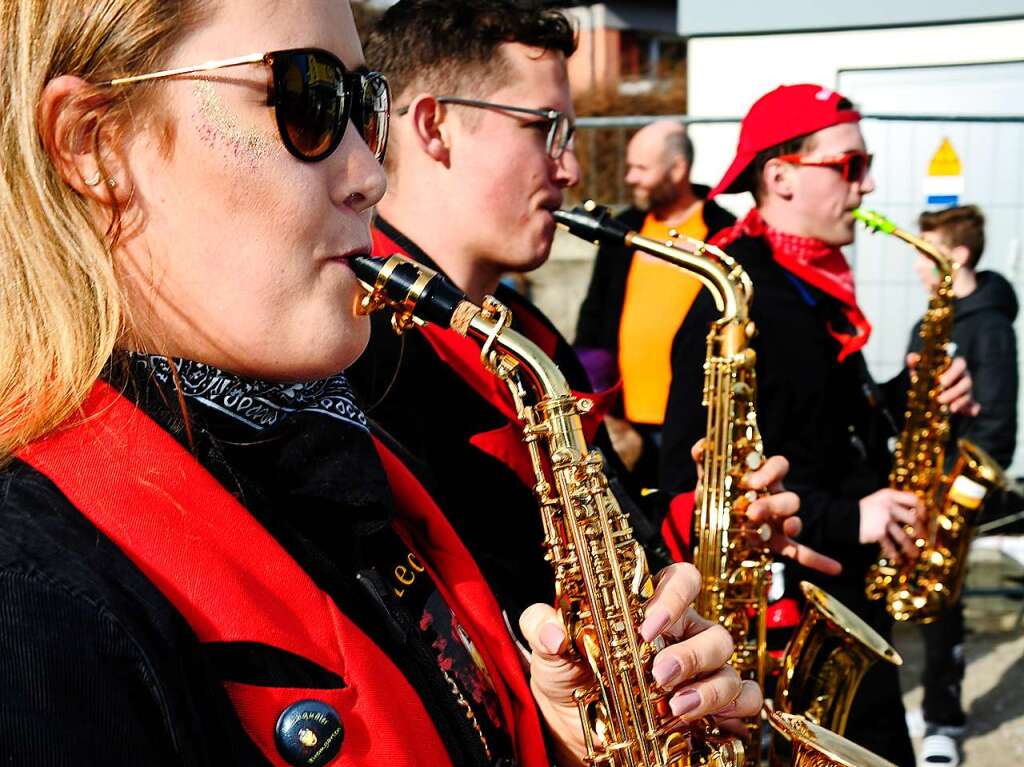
658,84,978,766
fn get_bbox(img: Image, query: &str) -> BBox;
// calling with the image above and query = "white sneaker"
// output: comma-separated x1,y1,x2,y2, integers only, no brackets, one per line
919,732,962,766
905,707,926,738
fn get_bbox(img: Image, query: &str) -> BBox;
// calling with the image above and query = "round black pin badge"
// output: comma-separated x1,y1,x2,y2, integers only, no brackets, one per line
275,700,344,766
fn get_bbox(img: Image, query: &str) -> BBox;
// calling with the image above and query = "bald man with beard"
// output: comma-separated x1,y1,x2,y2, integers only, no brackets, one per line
575,120,735,485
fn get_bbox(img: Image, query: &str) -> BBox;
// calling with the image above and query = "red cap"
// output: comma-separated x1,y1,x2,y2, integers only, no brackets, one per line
709,84,861,198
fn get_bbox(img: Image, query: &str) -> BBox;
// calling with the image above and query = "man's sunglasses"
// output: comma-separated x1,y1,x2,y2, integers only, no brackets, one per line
775,150,874,183
396,96,575,160
103,48,390,164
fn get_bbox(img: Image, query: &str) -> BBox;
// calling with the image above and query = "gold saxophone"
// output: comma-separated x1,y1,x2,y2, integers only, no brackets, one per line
352,252,743,767
855,208,1006,622
555,203,900,767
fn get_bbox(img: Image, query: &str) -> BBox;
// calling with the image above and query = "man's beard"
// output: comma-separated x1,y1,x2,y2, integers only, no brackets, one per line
632,176,679,212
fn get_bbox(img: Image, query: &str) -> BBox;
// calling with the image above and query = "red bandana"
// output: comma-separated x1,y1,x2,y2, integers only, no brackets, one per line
712,208,871,361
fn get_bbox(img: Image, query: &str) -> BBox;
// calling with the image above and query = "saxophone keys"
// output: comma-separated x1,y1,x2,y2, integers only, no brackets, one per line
745,451,764,471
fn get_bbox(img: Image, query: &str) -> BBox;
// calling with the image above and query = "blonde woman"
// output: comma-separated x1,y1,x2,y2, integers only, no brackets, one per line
0,1,760,764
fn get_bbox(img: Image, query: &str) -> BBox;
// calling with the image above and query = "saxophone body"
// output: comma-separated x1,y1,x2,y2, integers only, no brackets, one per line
353,252,743,767
854,208,1006,623
555,203,769,687
555,204,901,766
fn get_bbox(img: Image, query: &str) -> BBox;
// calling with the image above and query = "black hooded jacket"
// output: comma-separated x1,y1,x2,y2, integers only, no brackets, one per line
659,233,902,614
906,269,1019,469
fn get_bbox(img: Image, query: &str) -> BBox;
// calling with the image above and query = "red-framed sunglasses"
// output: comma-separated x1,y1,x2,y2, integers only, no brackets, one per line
775,150,874,183
102,48,390,163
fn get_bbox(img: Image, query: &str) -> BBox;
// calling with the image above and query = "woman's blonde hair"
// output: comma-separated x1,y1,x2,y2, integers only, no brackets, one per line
0,0,208,460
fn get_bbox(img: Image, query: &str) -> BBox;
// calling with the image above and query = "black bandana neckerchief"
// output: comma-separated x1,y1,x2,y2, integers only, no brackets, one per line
122,354,393,554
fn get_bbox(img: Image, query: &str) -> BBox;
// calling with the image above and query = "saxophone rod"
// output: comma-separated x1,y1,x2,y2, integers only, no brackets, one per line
852,208,954,275
553,204,747,322
350,253,573,399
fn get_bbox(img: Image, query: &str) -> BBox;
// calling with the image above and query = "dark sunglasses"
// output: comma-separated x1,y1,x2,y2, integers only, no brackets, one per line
776,150,874,183
103,48,390,163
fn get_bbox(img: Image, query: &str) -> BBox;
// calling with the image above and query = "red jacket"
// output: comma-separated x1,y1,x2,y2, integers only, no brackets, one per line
19,380,548,767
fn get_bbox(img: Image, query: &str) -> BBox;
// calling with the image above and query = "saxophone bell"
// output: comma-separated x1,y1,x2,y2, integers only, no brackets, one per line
768,709,898,767
774,582,903,735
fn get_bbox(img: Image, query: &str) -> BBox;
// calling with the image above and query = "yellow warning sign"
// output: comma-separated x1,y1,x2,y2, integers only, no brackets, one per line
928,137,962,177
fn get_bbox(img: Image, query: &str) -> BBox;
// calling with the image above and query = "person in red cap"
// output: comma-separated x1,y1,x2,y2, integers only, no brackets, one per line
657,84,979,766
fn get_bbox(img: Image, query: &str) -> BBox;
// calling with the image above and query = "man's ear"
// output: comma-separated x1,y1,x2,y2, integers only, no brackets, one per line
950,244,973,270
37,75,133,207
761,158,795,201
405,94,450,164
670,155,688,185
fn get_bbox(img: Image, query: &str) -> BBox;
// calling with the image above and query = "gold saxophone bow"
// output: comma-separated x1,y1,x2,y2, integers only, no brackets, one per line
354,252,744,766
855,208,1006,623
556,202,901,767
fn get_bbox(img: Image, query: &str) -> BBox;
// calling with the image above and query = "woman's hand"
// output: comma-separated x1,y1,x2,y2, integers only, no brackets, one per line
691,440,842,576
519,563,762,766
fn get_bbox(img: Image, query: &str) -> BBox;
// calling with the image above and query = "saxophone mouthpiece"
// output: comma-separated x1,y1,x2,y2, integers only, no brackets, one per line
350,253,387,286
553,201,632,245
852,208,897,235
352,254,468,328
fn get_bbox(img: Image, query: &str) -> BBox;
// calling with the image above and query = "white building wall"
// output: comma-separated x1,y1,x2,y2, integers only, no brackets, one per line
685,20,1024,186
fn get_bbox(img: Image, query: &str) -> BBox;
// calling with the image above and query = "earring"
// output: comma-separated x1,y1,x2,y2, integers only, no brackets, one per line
85,171,103,186
106,177,118,189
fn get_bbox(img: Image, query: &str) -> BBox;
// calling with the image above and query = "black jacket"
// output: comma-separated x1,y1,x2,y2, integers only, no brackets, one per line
0,361,515,766
907,270,1019,469
348,220,667,629
574,185,736,357
658,233,902,611
656,234,917,766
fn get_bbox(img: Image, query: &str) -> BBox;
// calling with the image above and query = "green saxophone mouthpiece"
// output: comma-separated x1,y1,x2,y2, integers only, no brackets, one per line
852,208,897,234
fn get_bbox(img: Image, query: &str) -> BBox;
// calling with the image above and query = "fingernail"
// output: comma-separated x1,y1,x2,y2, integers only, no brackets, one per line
539,623,565,654
652,658,680,688
670,689,702,717
640,607,671,642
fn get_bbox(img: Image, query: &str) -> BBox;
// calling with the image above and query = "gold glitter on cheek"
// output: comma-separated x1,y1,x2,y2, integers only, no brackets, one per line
193,80,273,167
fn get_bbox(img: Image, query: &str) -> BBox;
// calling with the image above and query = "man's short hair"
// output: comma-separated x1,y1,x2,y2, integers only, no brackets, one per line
919,204,986,268
364,0,577,107
665,128,694,168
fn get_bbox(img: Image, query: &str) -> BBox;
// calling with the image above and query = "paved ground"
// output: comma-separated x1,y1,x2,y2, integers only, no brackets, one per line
895,537,1024,766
